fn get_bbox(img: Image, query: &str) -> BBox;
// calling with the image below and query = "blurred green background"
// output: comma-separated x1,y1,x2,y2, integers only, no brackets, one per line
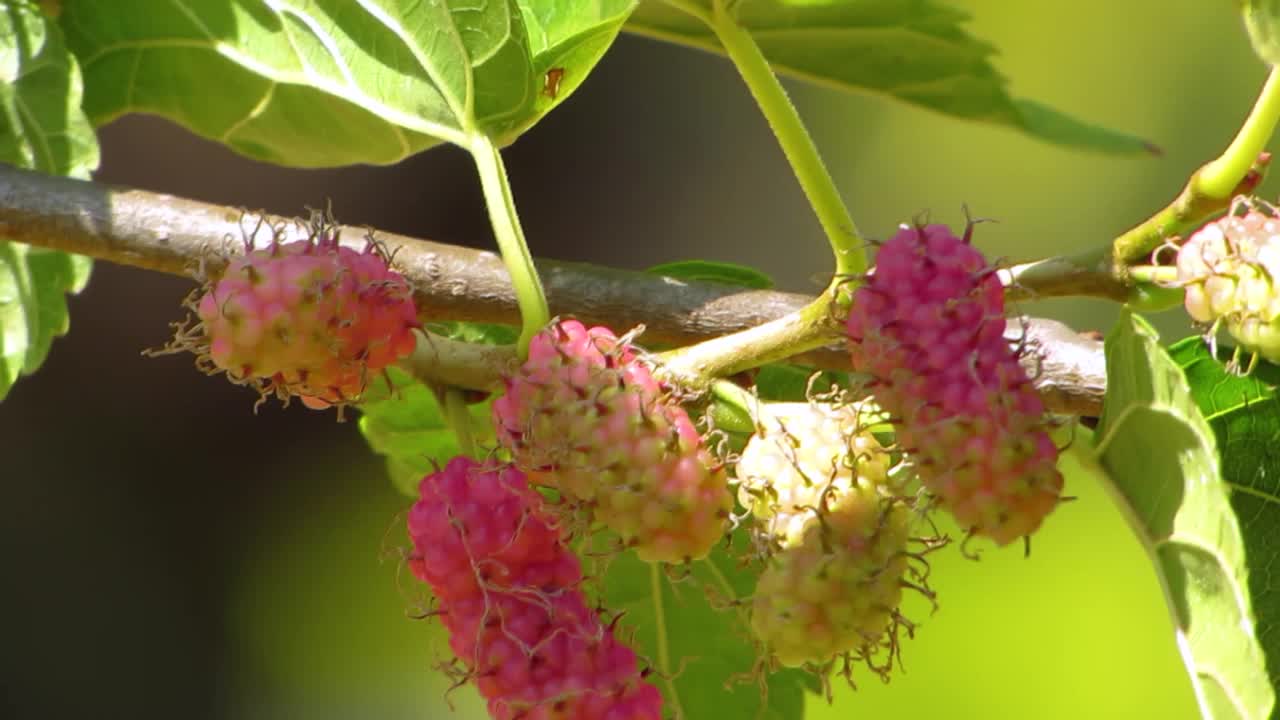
0,1,1268,719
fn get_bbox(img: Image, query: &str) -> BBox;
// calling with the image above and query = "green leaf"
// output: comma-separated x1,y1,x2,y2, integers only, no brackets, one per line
427,320,519,346
1092,312,1273,720
646,260,775,289
600,530,808,720
1243,0,1280,65
753,363,847,401
0,1,97,401
357,367,494,497
625,0,1154,155
519,0,638,123
61,0,636,167
1169,337,1280,706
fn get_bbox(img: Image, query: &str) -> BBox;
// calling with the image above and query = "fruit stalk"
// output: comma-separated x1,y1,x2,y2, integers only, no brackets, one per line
664,0,866,277
470,133,550,357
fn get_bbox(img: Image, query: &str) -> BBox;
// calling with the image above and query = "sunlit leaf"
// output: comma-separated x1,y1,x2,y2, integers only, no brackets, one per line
61,0,635,166
0,1,97,401
1168,337,1280,708
1092,313,1272,720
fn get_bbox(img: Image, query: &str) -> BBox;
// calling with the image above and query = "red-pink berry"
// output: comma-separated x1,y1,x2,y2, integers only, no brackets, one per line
492,320,731,563
194,229,418,408
846,223,1063,545
407,457,663,720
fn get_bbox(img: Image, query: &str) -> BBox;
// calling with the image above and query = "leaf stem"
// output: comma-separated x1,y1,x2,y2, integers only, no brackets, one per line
673,0,865,276
1110,153,1270,270
469,134,549,357
442,386,476,458
657,290,843,391
1128,264,1180,285
649,564,685,720
1201,66,1280,198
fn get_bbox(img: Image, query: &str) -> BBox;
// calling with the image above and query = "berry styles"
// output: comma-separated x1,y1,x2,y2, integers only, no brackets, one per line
737,401,927,672
162,214,419,410
1176,197,1280,369
407,457,663,720
846,222,1064,546
492,319,732,564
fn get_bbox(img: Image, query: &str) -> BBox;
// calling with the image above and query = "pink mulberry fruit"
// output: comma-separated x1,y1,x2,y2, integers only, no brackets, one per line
492,320,731,564
846,222,1063,545
407,456,663,720
189,220,418,409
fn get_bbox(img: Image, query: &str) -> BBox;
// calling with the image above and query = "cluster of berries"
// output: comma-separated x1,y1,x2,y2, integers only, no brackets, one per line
175,215,1072,716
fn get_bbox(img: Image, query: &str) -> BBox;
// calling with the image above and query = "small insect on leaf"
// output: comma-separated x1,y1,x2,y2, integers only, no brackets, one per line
543,68,565,100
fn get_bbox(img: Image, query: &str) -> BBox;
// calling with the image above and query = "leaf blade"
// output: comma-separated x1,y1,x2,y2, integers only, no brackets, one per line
601,532,808,720
357,366,494,497
0,1,97,401
625,0,1153,154
1169,337,1280,709
62,0,635,165
1093,312,1273,720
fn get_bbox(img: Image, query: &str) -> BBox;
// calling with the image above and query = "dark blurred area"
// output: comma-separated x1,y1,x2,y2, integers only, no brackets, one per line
1,2,1270,718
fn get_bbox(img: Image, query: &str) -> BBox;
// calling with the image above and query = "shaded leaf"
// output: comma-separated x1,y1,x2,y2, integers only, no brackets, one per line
358,366,494,497
625,0,1154,154
599,529,808,720
0,1,97,401
646,259,775,289
61,0,635,166
1093,313,1272,720
753,363,847,401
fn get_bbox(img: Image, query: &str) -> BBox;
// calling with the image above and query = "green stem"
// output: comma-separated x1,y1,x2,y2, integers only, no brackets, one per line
649,564,685,720
1110,68,1279,270
1201,66,1280,198
442,387,476,458
672,0,865,276
658,292,842,390
469,134,550,357
1129,264,1180,285
1110,152,1270,269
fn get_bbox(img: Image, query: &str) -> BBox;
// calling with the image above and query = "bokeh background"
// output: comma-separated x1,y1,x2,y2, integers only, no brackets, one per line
0,1,1267,718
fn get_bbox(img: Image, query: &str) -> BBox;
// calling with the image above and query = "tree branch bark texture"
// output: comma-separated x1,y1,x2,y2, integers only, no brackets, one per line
0,164,1107,416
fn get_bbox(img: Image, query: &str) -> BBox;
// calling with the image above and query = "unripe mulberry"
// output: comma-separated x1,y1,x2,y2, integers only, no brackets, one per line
736,401,891,548
736,401,920,670
846,222,1063,545
492,320,732,564
407,457,662,720
1176,200,1280,365
167,217,419,409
